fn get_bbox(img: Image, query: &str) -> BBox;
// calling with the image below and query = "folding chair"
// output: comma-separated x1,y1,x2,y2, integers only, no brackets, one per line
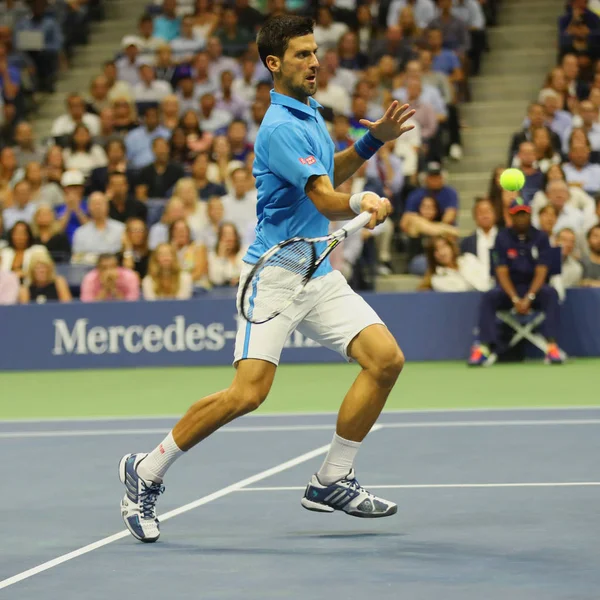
489,246,567,361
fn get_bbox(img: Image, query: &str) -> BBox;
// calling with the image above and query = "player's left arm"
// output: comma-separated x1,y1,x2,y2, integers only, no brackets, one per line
333,101,415,188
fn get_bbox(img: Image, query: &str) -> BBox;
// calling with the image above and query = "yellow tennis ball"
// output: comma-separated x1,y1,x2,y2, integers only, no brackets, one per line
500,168,525,192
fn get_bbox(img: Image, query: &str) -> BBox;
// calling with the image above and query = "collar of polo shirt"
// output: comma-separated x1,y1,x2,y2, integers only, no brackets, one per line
270,90,322,117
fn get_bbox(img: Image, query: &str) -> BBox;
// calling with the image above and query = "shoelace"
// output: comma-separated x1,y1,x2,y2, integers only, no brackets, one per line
346,477,374,499
139,480,165,520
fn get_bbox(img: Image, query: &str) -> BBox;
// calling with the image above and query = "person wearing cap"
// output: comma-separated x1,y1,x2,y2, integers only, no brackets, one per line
116,37,143,88
55,170,89,243
469,197,563,366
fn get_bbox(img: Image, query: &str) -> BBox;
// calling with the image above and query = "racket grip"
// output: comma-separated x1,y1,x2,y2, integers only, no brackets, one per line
341,212,373,237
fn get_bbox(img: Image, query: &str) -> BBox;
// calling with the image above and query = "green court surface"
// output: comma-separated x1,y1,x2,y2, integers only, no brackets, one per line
1,359,598,419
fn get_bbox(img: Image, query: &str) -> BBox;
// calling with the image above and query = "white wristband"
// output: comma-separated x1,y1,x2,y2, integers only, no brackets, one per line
349,191,371,215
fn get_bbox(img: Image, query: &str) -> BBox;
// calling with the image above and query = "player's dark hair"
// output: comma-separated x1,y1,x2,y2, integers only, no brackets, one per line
257,15,315,71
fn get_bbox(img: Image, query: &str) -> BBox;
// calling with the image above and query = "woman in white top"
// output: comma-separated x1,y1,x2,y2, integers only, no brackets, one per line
142,243,193,300
191,0,220,40
169,218,209,288
172,177,207,237
208,222,244,287
420,236,491,292
0,221,46,280
62,124,108,178
529,127,561,173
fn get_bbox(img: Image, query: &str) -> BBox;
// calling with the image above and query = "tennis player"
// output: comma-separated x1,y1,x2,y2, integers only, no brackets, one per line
119,15,415,542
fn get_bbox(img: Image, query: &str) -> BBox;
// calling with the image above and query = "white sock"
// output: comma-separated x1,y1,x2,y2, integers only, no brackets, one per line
137,431,184,482
316,433,361,485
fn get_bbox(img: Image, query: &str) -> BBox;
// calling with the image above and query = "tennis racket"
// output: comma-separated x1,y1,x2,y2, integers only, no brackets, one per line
240,211,373,324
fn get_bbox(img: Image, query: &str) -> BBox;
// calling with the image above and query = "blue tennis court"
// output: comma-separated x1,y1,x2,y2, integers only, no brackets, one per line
2,408,600,599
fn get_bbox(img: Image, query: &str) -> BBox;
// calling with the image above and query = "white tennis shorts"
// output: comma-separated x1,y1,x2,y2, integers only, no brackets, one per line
234,262,384,366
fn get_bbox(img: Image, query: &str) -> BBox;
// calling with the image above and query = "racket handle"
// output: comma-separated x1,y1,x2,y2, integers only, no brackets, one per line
341,211,373,237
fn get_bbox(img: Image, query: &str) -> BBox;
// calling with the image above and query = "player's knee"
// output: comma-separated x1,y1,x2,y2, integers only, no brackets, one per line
370,344,405,387
236,386,268,414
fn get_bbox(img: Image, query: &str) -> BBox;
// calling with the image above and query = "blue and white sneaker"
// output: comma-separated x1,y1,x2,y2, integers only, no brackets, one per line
118,453,165,543
301,470,397,518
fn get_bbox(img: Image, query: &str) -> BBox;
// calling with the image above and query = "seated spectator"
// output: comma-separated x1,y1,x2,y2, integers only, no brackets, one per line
24,162,64,208
119,217,150,280
112,98,138,136
559,0,600,59
400,59,449,118
581,223,600,286
169,217,208,287
103,61,133,102
337,31,367,71
227,119,253,163
198,92,233,134
563,100,600,153
468,198,563,366
86,75,111,116
160,95,180,131
460,197,499,278
537,204,559,244
31,204,70,263
171,14,205,62
208,135,238,184
511,142,544,202
107,171,147,223
387,0,436,29
331,113,353,151
94,108,117,149
198,195,224,249
425,27,463,85
12,122,44,167
420,234,490,292
556,227,584,289
452,0,487,75
207,222,243,287
191,151,226,200
530,127,562,173
428,0,470,56
313,67,350,116
62,124,108,179
0,220,44,279
80,252,140,302
532,180,585,238
313,6,348,55
232,55,259,104
135,137,185,201
190,51,217,101
148,196,185,249
176,74,200,114
402,162,459,225
221,167,257,234
563,139,600,194
129,14,162,60
72,192,125,262
142,242,192,300
51,93,101,141
215,70,248,121
19,249,71,303
180,109,213,156
125,106,170,169
89,139,132,194
3,179,36,229
55,170,88,242
0,146,20,192
540,90,573,139
206,36,241,82
562,53,590,101
246,99,267,144
173,177,206,236
509,103,561,160
369,25,416,68
0,250,19,303
169,126,191,166
134,63,172,104
191,0,220,40
215,7,253,58
153,0,181,42
43,145,66,189
541,67,570,112
365,141,404,211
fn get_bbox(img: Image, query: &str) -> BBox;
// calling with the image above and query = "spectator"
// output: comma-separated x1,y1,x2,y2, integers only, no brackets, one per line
533,180,585,237
14,0,61,92
3,179,36,229
460,197,499,278
154,44,179,89
425,27,463,84
171,14,205,62
369,25,416,68
80,252,140,302
180,109,213,156
0,145,20,191
173,177,206,236
55,169,88,242
206,36,241,82
313,6,348,54
563,139,600,194
220,167,257,234
51,93,101,140
43,145,66,188
207,222,243,287
0,251,18,303
198,92,233,134
215,7,253,58
365,140,404,210
148,196,185,249
153,0,181,42
119,217,150,280
107,171,147,224
87,75,111,115
31,203,70,263
563,101,600,153
232,55,258,104
169,126,190,166
62,124,108,178
72,192,125,262
246,99,267,144
0,220,44,279
530,127,562,174
104,61,133,103
169,217,208,287
134,63,172,104
509,103,561,160
337,31,368,71
142,242,192,300
176,74,199,114
24,162,63,207
160,95,180,131
331,113,353,151
227,119,253,163
406,56,451,114
234,0,263,32
135,136,185,201
313,67,350,116
559,0,600,58
540,90,573,139
198,194,224,249
468,198,563,366
130,14,162,60
537,204,559,243
125,106,171,169
12,122,43,167
511,142,544,202
581,224,600,285
190,51,217,100
89,138,131,193
191,0,220,41
191,152,226,200
112,98,138,135
428,0,470,55
420,235,491,292
93,108,116,149
387,0,436,29
0,102,19,147
541,67,570,112
556,227,584,289
19,249,71,303
402,162,459,225
215,71,247,121
562,53,590,101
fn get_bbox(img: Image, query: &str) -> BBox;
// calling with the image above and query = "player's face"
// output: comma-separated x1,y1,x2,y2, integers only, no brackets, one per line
276,34,319,102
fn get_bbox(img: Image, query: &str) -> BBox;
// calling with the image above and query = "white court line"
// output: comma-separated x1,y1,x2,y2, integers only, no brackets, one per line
238,482,600,492
2,419,600,440
1,405,600,424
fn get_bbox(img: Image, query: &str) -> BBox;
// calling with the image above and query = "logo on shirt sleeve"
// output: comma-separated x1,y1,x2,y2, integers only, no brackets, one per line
299,156,317,165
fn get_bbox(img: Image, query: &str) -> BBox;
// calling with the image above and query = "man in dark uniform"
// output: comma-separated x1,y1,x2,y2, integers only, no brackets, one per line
469,197,563,366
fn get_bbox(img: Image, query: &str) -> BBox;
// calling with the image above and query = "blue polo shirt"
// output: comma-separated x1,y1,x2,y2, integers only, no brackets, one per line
492,226,551,288
245,90,335,277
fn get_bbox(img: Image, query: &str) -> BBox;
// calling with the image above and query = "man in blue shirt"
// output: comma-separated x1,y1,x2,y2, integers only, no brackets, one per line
152,0,180,42
125,106,171,169
118,14,417,543
469,198,563,366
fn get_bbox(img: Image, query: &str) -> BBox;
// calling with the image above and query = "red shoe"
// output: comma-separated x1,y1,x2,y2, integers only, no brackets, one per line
545,343,564,365
468,345,495,367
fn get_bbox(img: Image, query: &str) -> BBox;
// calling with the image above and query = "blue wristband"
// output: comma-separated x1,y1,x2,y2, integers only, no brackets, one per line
354,131,384,160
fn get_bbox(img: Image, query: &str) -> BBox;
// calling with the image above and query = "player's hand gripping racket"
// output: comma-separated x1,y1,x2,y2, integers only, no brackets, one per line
240,211,372,324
